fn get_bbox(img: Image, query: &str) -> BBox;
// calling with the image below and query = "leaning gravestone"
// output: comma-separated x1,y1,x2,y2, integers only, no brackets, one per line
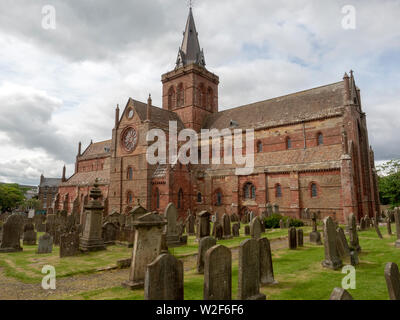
222,214,232,239
348,213,361,253
297,229,304,247
59,232,80,258
197,236,217,274
0,214,24,252
204,245,232,300
232,223,240,237
329,288,354,300
144,253,183,300
250,217,262,240
322,217,343,270
288,227,297,250
237,239,266,300
336,227,350,258
123,212,167,289
23,223,37,245
384,262,400,300
197,211,211,239
258,237,276,285
37,233,53,254
394,209,400,248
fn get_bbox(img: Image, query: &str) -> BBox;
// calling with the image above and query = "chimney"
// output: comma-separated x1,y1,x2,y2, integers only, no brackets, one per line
343,72,350,104
78,141,82,156
146,94,152,121
115,104,120,128
62,165,66,182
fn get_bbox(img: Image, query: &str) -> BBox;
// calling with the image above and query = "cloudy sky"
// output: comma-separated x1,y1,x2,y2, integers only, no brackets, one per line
0,0,399,185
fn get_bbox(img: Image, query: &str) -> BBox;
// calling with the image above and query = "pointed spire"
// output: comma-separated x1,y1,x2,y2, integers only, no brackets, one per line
176,8,205,69
115,104,120,128
146,94,152,121
62,165,66,182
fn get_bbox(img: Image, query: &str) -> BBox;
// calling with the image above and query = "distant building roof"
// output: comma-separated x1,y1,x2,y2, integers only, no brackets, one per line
79,140,112,160
39,177,62,188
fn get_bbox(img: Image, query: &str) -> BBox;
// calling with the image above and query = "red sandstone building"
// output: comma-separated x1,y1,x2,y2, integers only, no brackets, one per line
54,9,380,223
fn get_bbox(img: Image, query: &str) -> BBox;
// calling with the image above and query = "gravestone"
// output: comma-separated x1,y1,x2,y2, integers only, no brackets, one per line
309,211,322,244
144,253,183,300
374,214,383,239
232,223,240,237
215,224,223,240
394,209,400,248
350,249,359,266
336,227,350,258
288,227,297,250
297,229,304,247
204,245,232,300
387,217,392,235
197,211,211,239
365,216,371,229
197,236,217,274
0,214,24,252
59,232,80,258
102,222,118,245
250,217,262,240
212,221,220,237
187,213,196,236
322,217,343,270
164,203,182,247
258,237,276,285
222,214,232,239
359,217,366,231
249,211,254,223
279,219,284,229
329,288,354,300
79,180,106,252
231,213,239,223
123,212,167,289
23,223,37,245
348,213,361,253
259,216,265,233
385,262,400,300
244,225,250,236
238,239,266,300
37,233,53,254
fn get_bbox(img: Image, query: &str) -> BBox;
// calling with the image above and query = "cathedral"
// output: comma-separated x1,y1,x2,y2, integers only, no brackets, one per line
53,8,380,223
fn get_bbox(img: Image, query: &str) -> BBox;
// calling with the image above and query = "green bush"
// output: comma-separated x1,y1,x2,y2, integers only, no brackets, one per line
264,214,304,229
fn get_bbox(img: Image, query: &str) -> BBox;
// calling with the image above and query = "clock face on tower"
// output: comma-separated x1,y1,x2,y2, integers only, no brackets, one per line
121,127,138,152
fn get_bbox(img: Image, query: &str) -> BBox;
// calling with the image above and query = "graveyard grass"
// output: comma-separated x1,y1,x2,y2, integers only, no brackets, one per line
1,226,399,300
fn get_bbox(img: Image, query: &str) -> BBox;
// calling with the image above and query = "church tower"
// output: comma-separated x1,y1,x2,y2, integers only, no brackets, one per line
161,8,219,132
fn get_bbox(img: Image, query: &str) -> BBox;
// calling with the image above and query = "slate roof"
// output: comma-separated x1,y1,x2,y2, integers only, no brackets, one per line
39,177,62,188
60,169,109,187
79,140,112,160
203,81,345,131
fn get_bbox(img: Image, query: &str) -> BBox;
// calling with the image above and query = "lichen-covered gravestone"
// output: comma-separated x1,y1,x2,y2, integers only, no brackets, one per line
37,233,53,254
23,223,37,245
258,237,276,285
222,214,232,239
232,223,240,237
204,245,232,300
384,262,400,300
197,236,217,274
237,239,266,300
59,232,80,258
329,288,354,300
0,214,24,252
288,227,297,250
297,229,304,247
322,217,343,270
144,253,183,300
336,227,350,258
348,213,361,253
164,203,181,247
197,211,211,239
122,212,167,289
250,217,262,240
244,225,250,236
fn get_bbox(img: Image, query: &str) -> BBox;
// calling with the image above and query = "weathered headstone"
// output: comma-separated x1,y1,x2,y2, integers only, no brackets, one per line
279,219,284,229
102,222,118,245
309,212,322,245
0,214,24,252
297,229,304,247
79,180,106,252
144,253,183,300
329,288,354,300
266,203,273,217
164,203,182,247
237,239,266,300
197,236,217,274
197,211,211,239
215,224,223,240
37,233,53,254
59,232,80,258
387,217,392,235
348,213,361,253
350,249,359,266
359,217,366,231
244,225,250,236
322,217,343,270
258,237,276,285
222,214,232,239
23,223,37,245
250,217,262,240
212,221,220,237
187,213,196,236
336,227,350,258
204,245,232,300
232,223,240,237
385,262,400,300
123,212,167,289
394,209,400,248
288,227,297,250
259,216,265,233
374,214,383,239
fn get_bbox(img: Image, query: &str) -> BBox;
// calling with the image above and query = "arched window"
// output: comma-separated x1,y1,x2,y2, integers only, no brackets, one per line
197,192,202,203
311,183,318,198
244,183,256,200
286,137,292,149
276,184,282,198
257,140,263,153
127,167,133,180
214,189,223,206
317,133,323,146
155,188,160,209
127,192,133,205
207,87,213,110
176,83,184,107
168,86,176,109
178,188,183,209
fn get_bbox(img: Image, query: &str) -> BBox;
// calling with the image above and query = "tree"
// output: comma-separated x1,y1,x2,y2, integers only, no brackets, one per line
0,184,25,212
20,198,41,212
377,159,400,208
